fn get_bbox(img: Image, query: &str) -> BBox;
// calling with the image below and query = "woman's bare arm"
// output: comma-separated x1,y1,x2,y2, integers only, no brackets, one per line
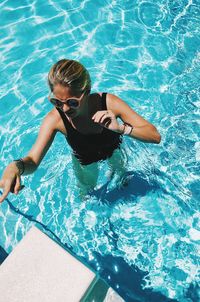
22,112,58,174
0,111,58,203
107,93,161,144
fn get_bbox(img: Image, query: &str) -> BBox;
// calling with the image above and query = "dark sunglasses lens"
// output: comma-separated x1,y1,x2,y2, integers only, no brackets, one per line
67,99,79,108
50,98,62,108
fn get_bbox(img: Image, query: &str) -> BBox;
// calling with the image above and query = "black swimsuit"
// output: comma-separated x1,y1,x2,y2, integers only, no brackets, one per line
56,92,122,165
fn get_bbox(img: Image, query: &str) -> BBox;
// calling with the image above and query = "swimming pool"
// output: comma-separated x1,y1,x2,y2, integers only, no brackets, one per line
0,0,199,301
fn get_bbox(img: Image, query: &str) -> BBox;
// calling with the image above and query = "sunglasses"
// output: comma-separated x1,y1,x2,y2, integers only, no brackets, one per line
48,91,85,109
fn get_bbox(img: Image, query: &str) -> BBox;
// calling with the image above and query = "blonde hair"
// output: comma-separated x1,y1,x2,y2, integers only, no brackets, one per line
48,59,91,94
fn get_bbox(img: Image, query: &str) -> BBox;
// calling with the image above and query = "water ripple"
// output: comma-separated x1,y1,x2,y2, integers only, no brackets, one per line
0,1,199,301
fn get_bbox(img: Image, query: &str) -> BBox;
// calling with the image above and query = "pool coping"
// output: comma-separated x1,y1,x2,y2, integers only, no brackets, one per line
0,226,124,302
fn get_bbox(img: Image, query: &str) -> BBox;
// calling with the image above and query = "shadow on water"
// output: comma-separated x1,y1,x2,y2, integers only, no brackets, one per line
185,282,200,302
4,197,72,252
1,186,194,302
90,170,162,204
0,245,8,264
1,194,178,302
94,253,178,302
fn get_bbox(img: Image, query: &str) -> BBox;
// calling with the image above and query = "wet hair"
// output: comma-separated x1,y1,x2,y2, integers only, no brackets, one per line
48,59,91,94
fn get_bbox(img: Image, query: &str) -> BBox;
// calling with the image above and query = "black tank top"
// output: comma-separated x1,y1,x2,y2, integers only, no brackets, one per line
56,93,122,165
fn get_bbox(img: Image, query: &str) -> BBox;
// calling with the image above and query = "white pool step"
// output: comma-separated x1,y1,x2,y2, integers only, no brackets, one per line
0,226,124,302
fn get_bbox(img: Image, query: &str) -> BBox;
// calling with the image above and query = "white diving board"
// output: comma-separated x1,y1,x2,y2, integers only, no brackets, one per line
0,226,124,302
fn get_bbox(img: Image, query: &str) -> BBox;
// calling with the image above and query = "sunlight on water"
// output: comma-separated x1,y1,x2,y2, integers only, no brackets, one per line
0,0,199,301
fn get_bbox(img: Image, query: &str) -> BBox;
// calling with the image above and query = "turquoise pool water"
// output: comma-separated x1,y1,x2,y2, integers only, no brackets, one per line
0,1,199,301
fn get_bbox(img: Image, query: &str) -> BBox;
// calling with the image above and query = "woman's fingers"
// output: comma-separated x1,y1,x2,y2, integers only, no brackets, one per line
99,114,113,124
10,177,24,194
14,175,21,194
92,110,108,122
102,117,112,127
0,182,10,203
10,178,16,193
0,176,25,203
92,110,121,132
92,110,114,124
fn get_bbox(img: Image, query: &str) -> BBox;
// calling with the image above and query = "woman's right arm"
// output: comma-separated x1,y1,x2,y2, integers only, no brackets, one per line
0,111,58,203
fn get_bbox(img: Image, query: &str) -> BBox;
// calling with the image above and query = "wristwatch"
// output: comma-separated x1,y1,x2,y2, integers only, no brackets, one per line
123,122,133,135
13,159,25,175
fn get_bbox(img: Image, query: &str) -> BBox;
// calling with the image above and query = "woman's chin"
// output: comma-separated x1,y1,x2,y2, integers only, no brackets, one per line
65,110,78,119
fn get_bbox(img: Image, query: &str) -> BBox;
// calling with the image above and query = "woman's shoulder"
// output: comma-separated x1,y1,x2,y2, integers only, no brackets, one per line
42,108,63,131
46,108,61,122
105,93,128,114
48,108,69,135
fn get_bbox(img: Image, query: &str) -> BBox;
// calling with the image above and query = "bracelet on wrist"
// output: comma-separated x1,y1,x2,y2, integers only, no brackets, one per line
13,158,25,175
123,122,133,135
121,124,126,134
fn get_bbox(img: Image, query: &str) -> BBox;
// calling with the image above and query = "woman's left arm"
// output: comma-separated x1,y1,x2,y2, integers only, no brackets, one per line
107,93,161,144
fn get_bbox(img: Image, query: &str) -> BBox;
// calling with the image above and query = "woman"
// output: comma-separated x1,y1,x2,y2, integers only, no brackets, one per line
0,59,161,203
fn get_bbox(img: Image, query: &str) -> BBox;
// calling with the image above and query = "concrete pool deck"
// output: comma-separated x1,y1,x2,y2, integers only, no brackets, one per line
0,226,124,302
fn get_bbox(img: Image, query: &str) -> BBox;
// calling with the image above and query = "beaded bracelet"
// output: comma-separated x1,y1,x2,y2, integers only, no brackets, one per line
13,158,25,175
123,122,133,135
121,123,126,134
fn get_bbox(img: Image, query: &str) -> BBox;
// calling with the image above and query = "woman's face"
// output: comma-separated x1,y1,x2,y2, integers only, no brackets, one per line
52,84,87,118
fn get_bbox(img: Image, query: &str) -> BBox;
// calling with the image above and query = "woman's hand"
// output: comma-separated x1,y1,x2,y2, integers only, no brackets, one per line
92,110,124,133
0,163,24,203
